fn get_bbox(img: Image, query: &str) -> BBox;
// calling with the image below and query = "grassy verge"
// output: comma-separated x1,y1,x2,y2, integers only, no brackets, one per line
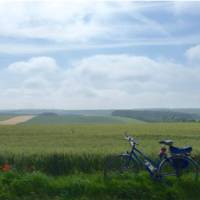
0,153,199,176
0,171,199,200
0,153,107,175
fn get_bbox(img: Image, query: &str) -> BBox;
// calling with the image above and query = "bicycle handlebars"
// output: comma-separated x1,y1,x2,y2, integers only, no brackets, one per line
124,132,139,146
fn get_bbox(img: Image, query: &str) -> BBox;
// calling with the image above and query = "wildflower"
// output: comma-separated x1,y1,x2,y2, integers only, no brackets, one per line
2,163,11,172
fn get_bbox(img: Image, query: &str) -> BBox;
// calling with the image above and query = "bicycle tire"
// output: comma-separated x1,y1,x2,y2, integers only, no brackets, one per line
103,154,139,179
158,155,199,181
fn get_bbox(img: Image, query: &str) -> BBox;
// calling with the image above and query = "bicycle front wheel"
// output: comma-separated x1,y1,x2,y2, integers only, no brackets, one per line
158,155,199,181
104,154,139,179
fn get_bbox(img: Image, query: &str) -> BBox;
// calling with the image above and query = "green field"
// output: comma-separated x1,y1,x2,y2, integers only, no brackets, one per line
0,123,199,174
25,115,143,124
0,115,13,121
0,123,199,154
0,123,200,199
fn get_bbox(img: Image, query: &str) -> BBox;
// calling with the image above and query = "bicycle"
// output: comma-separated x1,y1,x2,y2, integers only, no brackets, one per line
104,133,199,181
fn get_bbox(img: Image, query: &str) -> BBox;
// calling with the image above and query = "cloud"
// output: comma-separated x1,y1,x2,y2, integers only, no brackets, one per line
0,1,116,42
7,57,59,74
0,43,67,54
67,54,199,94
1,38,200,55
0,1,181,54
186,44,200,61
0,1,199,55
2,51,200,109
1,1,200,108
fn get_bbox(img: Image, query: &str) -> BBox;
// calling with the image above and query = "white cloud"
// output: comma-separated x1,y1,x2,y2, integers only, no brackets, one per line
7,57,59,74
186,44,200,61
2,51,200,109
0,1,199,54
0,1,115,42
67,54,199,94
0,1,200,108
0,0,172,54
23,77,51,90
0,43,67,54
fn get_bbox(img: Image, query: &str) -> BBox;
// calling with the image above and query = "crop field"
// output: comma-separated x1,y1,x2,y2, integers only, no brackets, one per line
0,123,200,155
0,122,200,199
25,115,144,124
0,115,14,121
0,123,199,174
0,115,35,125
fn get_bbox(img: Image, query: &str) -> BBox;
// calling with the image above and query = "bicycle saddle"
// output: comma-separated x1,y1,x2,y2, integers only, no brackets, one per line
159,140,173,146
170,146,192,154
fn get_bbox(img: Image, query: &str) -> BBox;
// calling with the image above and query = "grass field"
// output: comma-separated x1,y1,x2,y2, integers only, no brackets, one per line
0,115,14,121
0,123,199,175
25,115,143,124
0,122,200,199
0,123,200,154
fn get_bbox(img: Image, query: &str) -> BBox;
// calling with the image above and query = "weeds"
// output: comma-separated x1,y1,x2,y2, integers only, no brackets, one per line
0,171,199,200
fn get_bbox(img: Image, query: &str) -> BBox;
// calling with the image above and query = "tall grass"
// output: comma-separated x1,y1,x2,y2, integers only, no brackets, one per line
0,153,107,175
0,171,199,200
0,153,199,176
0,123,199,175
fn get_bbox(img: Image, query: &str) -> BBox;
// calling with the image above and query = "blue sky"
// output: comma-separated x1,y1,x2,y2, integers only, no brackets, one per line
1,0,200,109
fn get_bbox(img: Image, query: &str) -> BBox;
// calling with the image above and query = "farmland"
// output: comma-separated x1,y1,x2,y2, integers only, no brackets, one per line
0,122,200,199
0,115,14,121
0,123,200,155
0,123,199,174
0,115,35,125
25,115,143,125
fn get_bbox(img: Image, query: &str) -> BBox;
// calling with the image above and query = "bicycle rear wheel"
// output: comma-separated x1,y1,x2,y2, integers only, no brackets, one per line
158,155,199,181
104,154,139,179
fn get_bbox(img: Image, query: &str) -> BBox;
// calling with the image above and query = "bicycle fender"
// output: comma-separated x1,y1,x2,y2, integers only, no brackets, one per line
120,153,130,157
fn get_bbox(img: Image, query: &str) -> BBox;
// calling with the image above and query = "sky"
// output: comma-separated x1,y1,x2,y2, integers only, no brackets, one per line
1,0,200,109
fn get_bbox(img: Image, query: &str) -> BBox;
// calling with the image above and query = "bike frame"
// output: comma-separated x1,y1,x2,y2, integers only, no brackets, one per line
123,143,160,176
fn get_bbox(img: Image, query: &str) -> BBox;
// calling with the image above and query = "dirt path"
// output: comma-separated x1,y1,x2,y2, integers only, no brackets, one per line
0,115,35,125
